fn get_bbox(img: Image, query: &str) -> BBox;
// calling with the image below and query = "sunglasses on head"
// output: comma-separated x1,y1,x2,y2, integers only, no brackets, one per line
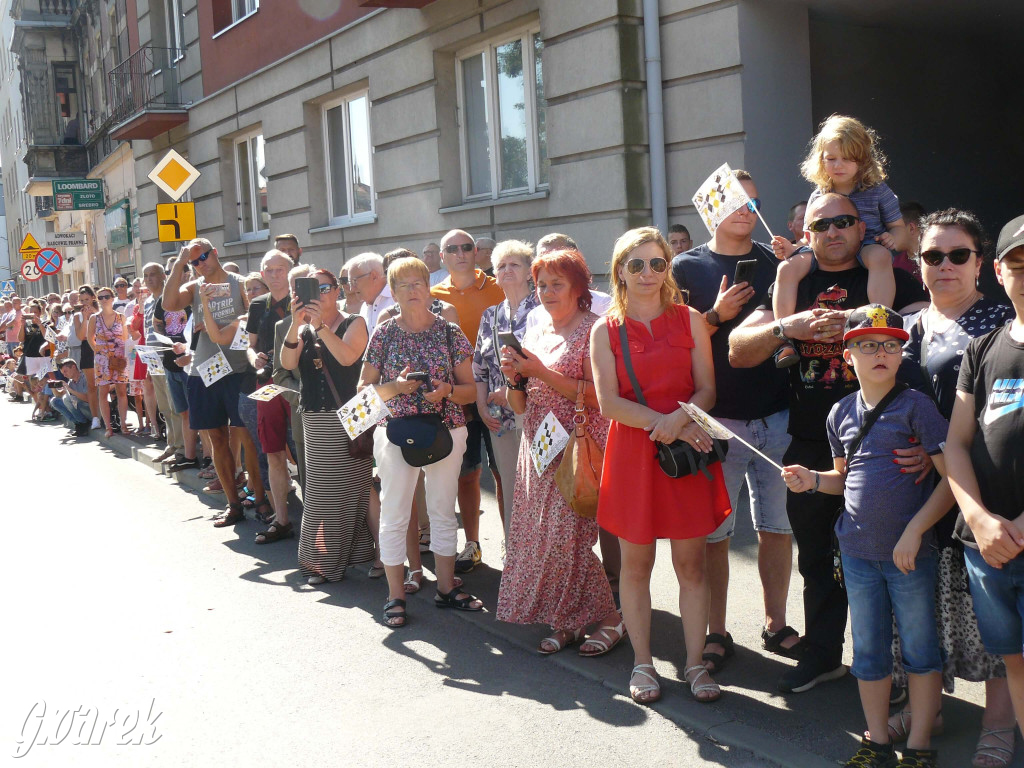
746,197,762,213
920,248,977,267
444,243,475,254
189,250,212,267
807,214,860,233
625,257,669,275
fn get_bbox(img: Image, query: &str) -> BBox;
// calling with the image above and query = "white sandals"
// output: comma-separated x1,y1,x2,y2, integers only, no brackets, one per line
629,664,661,705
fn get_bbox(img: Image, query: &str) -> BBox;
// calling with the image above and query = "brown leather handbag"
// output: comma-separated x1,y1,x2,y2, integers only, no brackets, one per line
555,380,604,518
108,355,127,374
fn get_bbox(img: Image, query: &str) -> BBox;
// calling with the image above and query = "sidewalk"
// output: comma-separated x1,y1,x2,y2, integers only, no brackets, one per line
84,422,1006,768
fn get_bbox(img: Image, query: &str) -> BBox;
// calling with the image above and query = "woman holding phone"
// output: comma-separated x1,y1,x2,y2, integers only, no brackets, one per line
87,286,130,437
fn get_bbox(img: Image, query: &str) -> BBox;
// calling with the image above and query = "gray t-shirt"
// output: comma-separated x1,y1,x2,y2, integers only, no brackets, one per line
827,387,948,560
191,272,248,374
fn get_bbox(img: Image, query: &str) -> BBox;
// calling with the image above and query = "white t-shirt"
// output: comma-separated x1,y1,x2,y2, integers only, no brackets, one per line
524,289,613,333
429,269,448,287
359,285,396,333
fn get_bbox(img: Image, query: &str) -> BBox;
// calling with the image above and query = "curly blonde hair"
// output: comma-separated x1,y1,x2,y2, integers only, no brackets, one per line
800,114,888,191
607,227,683,322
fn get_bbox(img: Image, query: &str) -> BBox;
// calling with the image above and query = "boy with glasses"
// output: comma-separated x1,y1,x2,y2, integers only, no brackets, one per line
783,305,950,768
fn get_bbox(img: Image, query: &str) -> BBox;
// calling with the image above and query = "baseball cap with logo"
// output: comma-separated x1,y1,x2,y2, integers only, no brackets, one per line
996,214,1024,261
843,304,910,342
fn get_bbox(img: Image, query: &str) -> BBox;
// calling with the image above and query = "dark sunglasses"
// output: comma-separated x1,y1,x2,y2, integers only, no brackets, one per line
444,243,475,254
63,310,72,315
625,257,669,275
97,294,113,300
189,250,212,267
317,283,335,294
746,197,762,213
807,214,860,233
920,248,977,267
339,276,349,286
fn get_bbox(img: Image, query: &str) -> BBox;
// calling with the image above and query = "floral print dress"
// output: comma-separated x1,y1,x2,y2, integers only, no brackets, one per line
496,312,616,630
94,311,128,387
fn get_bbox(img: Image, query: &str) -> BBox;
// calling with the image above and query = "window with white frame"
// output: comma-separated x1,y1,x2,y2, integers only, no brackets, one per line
322,91,374,224
234,131,269,238
457,26,548,200
233,0,257,23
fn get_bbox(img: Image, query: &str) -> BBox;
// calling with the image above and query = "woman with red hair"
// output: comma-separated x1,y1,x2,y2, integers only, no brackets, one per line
497,249,624,657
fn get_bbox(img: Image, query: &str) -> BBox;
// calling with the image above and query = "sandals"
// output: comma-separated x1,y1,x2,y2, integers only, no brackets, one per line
539,628,583,655
579,616,627,657
434,586,484,612
243,497,274,523
887,709,944,743
383,598,407,628
404,568,424,594
761,625,804,660
255,521,293,544
629,664,661,705
368,563,386,579
213,504,245,528
684,664,721,703
702,632,735,673
973,726,1015,768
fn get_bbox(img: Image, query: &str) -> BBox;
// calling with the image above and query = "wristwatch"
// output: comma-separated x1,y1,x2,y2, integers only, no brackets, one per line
704,308,721,327
772,318,787,339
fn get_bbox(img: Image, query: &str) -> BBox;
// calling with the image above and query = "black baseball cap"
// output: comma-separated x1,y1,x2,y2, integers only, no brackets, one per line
996,214,1024,261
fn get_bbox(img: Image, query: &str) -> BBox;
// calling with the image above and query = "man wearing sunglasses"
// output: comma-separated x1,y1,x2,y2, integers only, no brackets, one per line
432,229,505,573
730,193,928,694
162,238,260,527
672,169,798,675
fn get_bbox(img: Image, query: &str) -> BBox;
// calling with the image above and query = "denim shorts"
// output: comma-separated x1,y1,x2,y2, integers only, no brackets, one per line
187,372,243,430
843,553,942,681
964,547,1024,656
707,409,792,543
166,369,189,414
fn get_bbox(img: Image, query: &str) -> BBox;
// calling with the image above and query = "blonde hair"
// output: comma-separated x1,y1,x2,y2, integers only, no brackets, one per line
800,114,887,191
607,227,683,322
386,256,430,293
492,239,534,269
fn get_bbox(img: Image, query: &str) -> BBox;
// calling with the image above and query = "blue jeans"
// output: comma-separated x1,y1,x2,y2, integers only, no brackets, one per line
964,547,1024,655
237,391,269,491
843,552,942,681
50,393,91,425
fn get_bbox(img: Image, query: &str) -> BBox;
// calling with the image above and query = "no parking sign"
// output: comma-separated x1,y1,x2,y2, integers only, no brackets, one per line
35,248,63,276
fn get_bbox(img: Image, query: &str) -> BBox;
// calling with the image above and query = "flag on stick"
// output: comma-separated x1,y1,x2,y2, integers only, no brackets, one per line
679,401,784,471
692,163,775,239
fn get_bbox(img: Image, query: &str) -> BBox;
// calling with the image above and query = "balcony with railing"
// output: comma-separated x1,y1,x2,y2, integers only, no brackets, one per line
109,47,189,141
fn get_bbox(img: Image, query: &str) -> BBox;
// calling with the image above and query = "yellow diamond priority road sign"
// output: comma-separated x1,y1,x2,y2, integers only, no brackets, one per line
148,149,200,201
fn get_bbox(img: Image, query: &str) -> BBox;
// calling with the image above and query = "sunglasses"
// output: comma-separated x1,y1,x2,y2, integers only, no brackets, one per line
318,283,335,295
920,248,977,267
63,310,72,315
807,214,860,233
97,294,114,300
848,339,903,355
444,243,475,254
746,197,762,213
339,276,349,286
625,257,669,275
189,250,212,267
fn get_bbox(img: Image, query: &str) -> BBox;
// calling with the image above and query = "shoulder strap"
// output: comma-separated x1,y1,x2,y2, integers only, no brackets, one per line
309,327,345,409
492,303,504,361
844,382,908,468
913,314,939,403
617,321,648,407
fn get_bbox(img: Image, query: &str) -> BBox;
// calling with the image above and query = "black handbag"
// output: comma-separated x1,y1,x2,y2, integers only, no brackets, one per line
310,321,375,459
618,322,727,480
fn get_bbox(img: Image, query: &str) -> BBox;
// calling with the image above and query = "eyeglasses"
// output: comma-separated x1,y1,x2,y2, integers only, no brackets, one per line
189,250,212,267
339,276,349,286
807,214,860,233
114,283,127,289
920,248,977,267
394,281,426,292
625,257,669,275
317,283,335,295
444,243,475,254
746,197,762,213
97,294,113,300
63,310,72,315
848,339,903,355
348,271,371,285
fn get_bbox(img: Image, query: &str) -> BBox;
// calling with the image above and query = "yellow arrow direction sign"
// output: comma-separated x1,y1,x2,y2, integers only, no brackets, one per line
156,202,197,243
19,232,42,261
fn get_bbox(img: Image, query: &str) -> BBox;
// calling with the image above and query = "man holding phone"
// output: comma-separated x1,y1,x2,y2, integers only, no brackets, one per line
671,169,800,672
49,358,92,436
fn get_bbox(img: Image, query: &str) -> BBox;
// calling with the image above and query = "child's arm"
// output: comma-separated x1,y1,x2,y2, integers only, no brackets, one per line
772,253,814,320
893,453,955,574
859,243,896,309
781,457,847,495
771,235,801,261
876,217,908,252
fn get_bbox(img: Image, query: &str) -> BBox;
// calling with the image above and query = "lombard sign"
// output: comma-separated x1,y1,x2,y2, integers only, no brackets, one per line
53,179,105,211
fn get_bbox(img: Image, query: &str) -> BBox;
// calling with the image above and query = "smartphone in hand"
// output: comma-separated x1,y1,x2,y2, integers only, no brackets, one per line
406,371,434,392
497,331,526,357
294,277,319,307
733,259,758,287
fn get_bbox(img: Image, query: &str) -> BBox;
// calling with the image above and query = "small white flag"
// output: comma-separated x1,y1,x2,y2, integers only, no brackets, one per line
229,323,250,351
691,163,754,236
337,386,391,440
529,411,570,476
44,326,58,344
248,383,297,402
135,345,164,367
196,350,231,387
678,401,784,470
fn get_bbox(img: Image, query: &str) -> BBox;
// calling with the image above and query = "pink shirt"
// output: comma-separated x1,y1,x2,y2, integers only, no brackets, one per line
4,309,22,343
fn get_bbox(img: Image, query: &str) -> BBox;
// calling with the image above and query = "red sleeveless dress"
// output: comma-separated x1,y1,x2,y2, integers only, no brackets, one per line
597,305,731,544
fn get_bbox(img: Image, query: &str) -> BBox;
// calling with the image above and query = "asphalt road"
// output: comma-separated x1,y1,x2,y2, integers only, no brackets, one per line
4,395,1015,767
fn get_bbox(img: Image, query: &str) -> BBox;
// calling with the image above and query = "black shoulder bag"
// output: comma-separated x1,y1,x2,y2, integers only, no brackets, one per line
831,382,909,588
617,322,727,480
309,319,375,460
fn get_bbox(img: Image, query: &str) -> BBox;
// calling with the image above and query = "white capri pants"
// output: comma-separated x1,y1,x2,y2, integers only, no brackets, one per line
375,425,468,567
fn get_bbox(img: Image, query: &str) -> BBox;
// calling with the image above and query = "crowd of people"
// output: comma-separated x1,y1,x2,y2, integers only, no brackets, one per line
4,114,1024,768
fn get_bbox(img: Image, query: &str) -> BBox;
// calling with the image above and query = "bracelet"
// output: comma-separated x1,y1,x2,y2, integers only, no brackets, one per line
314,324,326,334
807,471,820,494
506,376,527,392
283,339,299,349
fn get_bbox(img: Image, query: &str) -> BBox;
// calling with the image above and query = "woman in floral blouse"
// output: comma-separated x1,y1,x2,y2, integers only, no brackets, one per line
473,240,539,536
360,257,485,629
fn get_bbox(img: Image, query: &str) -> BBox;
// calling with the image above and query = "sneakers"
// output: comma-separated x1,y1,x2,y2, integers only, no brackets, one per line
167,457,200,472
844,737,897,767
454,541,482,573
90,417,102,429
896,748,937,767
73,422,90,437
778,654,846,693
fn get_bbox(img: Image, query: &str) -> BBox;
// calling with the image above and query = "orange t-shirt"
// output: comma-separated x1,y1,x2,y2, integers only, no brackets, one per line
430,269,505,347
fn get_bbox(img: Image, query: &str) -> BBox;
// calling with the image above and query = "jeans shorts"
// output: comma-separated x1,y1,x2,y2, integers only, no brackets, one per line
460,407,495,476
187,372,244,430
964,547,1024,656
707,409,792,543
843,553,942,681
166,369,189,414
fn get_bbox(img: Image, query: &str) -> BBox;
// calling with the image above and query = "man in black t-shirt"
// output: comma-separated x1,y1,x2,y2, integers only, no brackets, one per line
947,215,1024,725
730,193,928,694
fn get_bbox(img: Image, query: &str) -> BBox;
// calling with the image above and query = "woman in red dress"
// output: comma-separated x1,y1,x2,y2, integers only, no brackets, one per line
592,227,732,705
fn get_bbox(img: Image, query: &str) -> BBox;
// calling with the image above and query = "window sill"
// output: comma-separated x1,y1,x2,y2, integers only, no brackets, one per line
223,231,270,248
212,8,258,39
439,189,549,215
308,214,378,235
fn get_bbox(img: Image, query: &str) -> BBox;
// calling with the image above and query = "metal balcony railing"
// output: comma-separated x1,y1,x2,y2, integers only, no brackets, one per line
108,47,186,126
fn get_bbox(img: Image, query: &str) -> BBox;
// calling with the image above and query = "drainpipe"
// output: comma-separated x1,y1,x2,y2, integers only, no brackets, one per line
642,0,668,234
